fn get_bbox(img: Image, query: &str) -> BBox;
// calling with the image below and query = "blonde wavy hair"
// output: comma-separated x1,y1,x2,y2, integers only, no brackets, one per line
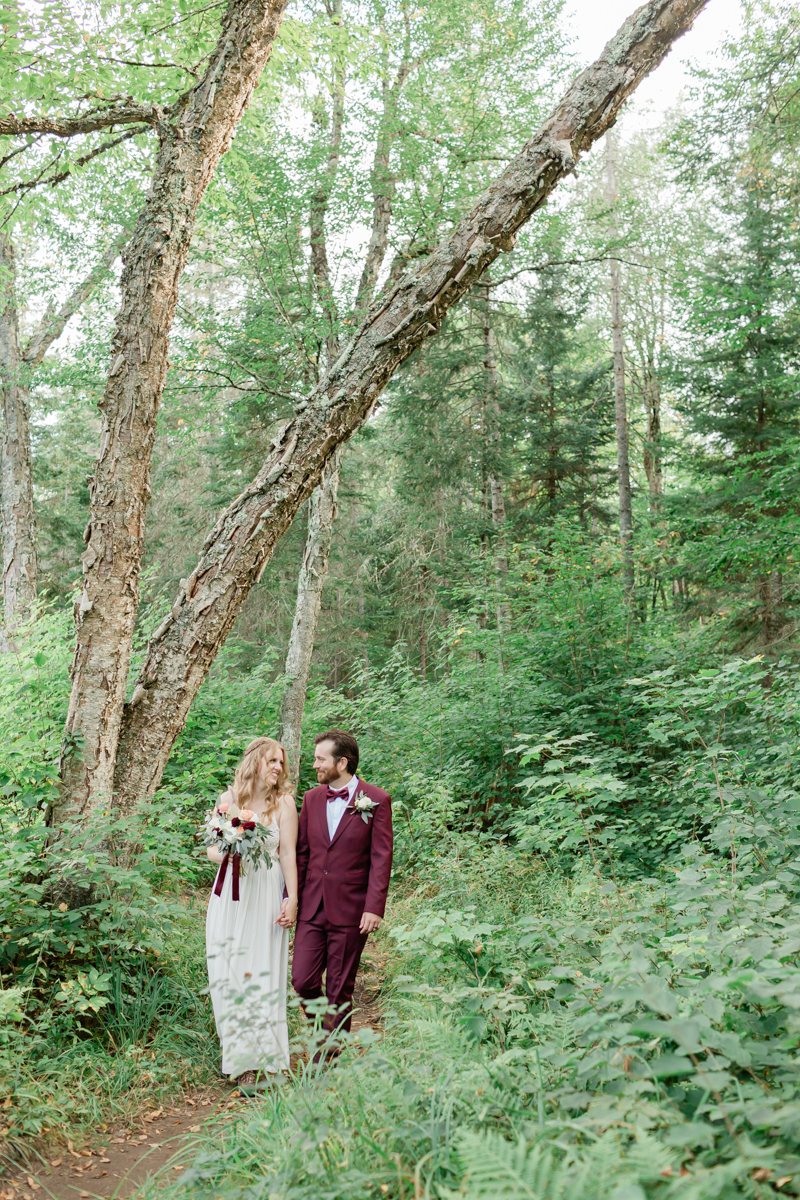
231,737,292,820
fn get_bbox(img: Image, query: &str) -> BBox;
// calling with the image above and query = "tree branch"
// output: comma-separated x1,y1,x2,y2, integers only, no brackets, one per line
22,229,131,367
485,254,668,287
400,126,512,164
0,102,163,139
0,127,149,196
97,56,204,79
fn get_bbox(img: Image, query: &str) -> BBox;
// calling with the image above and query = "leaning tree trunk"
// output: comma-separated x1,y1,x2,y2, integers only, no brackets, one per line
0,235,37,645
111,0,711,814
605,132,635,602
53,0,289,826
279,450,342,788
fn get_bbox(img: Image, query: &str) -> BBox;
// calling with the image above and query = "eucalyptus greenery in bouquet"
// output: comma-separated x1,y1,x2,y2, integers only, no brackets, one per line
200,800,275,897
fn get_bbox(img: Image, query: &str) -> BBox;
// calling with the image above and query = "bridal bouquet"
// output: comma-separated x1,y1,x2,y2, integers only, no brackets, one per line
201,801,274,900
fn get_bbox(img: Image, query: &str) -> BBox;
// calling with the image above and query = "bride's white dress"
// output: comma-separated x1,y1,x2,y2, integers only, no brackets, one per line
205,801,289,1076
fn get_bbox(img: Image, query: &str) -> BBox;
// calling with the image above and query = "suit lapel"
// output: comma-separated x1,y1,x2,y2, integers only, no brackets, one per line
329,781,368,848
312,787,331,846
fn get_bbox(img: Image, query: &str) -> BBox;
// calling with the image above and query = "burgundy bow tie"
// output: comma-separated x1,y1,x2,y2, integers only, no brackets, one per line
326,787,349,803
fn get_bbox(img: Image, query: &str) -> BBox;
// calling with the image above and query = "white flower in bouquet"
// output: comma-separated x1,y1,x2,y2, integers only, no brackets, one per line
200,804,274,875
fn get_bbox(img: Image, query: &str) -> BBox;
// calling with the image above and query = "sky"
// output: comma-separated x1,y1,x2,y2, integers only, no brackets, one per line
566,0,745,128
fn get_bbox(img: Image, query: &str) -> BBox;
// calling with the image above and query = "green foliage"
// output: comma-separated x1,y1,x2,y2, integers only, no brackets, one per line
144,772,800,1199
8,2,800,1192
0,765,216,1145
0,899,216,1149
0,604,71,820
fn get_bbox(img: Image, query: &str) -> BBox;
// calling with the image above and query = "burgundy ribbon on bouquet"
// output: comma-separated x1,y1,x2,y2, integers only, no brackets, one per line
214,851,241,901
211,818,256,902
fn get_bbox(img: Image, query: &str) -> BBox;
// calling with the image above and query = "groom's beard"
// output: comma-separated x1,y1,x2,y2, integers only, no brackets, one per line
315,765,339,786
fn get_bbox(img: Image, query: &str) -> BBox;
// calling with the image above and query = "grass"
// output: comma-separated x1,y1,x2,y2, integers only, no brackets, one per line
136,847,577,1200
0,893,219,1163
134,836,800,1200
5,830,800,1199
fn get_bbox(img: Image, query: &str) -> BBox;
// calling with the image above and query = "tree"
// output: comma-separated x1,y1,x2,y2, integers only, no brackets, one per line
92,0,712,821
276,0,566,769
604,132,635,602
279,450,342,786
0,234,36,646
479,282,510,635
53,0,291,824
0,229,128,646
668,2,800,646
503,249,612,535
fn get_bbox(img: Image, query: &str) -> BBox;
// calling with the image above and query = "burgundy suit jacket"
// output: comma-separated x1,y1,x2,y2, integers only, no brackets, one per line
296,780,393,927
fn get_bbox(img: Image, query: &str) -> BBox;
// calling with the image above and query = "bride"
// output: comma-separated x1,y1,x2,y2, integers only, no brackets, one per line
205,737,298,1090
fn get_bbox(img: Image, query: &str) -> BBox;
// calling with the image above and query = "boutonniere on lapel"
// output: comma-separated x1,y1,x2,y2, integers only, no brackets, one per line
350,793,378,824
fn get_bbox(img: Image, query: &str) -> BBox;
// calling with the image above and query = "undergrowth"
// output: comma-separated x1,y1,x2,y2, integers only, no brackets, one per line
2,609,800,1198
145,794,800,1198
0,892,217,1156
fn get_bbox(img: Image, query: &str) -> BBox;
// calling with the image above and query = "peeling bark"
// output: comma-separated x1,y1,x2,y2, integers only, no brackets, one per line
0,235,36,644
113,0,710,811
0,103,162,139
605,132,635,601
278,450,342,788
53,0,290,825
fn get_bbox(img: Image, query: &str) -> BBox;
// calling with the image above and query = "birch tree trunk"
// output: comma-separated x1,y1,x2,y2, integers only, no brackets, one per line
53,0,289,826
605,132,635,601
352,32,413,316
112,0,710,813
278,3,347,785
309,0,345,366
642,358,663,503
279,450,342,787
480,283,510,635
0,235,37,645
279,3,408,779
0,230,130,649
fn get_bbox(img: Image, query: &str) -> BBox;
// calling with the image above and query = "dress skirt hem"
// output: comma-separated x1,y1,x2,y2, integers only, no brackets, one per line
205,825,289,1077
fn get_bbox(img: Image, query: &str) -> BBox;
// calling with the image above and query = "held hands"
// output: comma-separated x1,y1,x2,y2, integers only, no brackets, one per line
359,911,382,935
276,896,298,928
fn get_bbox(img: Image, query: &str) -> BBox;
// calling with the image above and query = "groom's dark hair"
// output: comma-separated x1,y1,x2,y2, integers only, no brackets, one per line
316,729,359,775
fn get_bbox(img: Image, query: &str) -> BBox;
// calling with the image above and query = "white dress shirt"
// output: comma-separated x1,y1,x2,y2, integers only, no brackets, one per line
326,774,360,841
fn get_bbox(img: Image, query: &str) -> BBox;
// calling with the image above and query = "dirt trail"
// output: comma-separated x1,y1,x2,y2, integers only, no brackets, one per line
1,1089,235,1200
2,944,387,1200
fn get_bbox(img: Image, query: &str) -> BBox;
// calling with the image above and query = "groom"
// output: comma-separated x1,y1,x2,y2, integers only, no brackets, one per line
292,729,393,1040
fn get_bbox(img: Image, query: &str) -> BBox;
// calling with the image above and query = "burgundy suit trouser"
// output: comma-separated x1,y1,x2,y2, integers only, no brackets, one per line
291,902,368,1034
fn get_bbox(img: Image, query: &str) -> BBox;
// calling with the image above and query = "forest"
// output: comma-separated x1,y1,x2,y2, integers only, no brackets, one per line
2,0,800,1195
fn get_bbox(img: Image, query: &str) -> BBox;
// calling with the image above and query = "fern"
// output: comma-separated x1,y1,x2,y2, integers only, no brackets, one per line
451,1130,652,1200
453,1130,573,1200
